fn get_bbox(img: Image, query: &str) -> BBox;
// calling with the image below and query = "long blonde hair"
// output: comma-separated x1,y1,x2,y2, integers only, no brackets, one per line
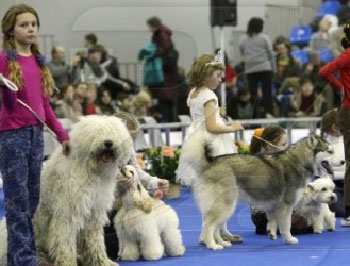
1,4,54,96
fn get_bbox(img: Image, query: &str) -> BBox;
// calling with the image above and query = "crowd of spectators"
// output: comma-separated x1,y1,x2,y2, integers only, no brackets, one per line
1,3,346,125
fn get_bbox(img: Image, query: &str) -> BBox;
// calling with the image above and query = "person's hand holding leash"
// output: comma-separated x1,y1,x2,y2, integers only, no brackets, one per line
62,140,71,156
0,73,19,91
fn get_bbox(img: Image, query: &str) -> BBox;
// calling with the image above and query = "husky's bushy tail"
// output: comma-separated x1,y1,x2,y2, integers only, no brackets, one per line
176,131,211,187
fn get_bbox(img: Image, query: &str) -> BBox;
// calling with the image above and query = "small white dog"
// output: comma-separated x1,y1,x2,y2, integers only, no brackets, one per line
114,165,185,261
295,177,337,233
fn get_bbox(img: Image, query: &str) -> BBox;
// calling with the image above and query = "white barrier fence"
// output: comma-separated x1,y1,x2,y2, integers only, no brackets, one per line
45,116,321,157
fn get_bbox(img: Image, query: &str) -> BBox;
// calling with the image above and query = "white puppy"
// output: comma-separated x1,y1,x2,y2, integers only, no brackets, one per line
295,177,337,233
114,165,185,261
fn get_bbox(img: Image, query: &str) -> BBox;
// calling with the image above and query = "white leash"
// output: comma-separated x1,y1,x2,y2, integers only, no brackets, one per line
1,75,57,139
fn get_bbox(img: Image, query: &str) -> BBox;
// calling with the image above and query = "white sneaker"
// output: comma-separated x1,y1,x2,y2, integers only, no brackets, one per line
341,216,350,227
0,177,2,189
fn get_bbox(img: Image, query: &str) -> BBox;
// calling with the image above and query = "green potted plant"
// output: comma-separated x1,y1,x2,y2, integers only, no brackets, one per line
144,146,181,199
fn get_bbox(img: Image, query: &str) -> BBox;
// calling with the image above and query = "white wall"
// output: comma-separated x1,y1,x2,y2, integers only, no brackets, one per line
0,0,307,71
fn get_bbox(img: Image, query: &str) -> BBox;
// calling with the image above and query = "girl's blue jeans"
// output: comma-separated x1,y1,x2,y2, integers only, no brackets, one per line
0,125,43,266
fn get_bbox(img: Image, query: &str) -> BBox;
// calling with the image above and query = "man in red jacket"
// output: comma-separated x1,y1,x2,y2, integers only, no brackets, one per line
319,22,350,226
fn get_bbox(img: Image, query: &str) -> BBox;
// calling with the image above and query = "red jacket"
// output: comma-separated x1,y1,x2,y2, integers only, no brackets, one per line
319,48,350,108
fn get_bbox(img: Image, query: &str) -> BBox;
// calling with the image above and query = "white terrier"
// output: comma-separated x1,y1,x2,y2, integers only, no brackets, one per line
114,165,185,261
295,177,337,233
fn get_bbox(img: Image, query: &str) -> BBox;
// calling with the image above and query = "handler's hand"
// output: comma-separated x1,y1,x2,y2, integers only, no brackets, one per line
0,73,4,85
231,120,244,132
62,140,71,156
158,179,170,193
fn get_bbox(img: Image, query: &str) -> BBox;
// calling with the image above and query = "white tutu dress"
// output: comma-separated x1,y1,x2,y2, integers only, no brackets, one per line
177,88,237,187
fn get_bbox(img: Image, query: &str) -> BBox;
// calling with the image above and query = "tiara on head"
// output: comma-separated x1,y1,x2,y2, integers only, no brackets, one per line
205,50,224,66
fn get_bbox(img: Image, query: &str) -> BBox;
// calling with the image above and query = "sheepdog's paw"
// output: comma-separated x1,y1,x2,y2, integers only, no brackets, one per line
120,252,140,261
102,259,119,266
143,250,163,261
313,228,322,234
284,236,299,245
167,245,186,256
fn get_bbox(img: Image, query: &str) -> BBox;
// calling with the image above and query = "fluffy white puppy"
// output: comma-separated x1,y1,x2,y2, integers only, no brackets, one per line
295,177,337,233
114,165,185,261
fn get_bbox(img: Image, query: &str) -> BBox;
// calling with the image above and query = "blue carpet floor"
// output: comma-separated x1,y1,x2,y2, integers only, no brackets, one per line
1,188,349,266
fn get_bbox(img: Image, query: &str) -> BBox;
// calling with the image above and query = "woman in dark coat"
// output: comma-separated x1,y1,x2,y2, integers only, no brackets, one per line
147,16,179,122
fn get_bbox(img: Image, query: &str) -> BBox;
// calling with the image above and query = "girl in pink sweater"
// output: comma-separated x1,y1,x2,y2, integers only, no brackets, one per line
0,4,70,266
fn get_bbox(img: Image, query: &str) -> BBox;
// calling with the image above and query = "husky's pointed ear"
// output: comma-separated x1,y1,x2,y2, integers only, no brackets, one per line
307,133,319,148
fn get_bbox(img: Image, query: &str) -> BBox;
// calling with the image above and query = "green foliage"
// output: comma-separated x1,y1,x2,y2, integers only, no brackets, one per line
143,147,181,184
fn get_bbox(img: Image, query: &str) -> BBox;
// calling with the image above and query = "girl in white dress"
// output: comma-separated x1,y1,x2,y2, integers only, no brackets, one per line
177,52,244,244
177,52,243,187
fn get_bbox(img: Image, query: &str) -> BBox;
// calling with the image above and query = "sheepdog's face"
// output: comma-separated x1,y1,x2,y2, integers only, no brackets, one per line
306,178,337,204
69,115,133,169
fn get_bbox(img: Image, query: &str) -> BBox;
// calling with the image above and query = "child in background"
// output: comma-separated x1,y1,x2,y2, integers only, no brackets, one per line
320,109,346,217
250,127,312,235
0,4,70,266
82,83,98,115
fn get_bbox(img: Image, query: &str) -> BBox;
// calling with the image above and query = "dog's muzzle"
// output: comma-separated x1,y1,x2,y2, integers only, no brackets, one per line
95,139,117,163
329,194,337,203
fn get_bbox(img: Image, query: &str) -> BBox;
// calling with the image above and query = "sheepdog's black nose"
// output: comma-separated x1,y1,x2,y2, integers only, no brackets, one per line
104,139,113,148
341,160,346,165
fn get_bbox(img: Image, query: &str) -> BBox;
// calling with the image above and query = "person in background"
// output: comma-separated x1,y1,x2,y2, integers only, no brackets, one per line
84,32,98,49
239,17,275,118
47,46,70,94
0,4,70,266
214,49,237,105
319,22,350,226
97,88,116,115
250,127,312,235
310,17,332,52
227,87,261,120
273,35,302,95
82,84,99,115
287,79,327,118
54,84,82,122
146,16,178,122
320,109,346,217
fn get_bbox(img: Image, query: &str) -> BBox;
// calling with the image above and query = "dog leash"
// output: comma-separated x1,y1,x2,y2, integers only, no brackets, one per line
1,75,57,139
252,134,284,151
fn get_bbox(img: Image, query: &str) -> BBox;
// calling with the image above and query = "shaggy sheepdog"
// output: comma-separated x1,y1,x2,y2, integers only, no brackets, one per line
114,165,185,261
0,115,133,266
295,177,337,233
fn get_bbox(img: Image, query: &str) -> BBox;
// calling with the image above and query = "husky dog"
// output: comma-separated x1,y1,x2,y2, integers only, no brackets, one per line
114,165,185,261
295,177,337,233
179,133,330,250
